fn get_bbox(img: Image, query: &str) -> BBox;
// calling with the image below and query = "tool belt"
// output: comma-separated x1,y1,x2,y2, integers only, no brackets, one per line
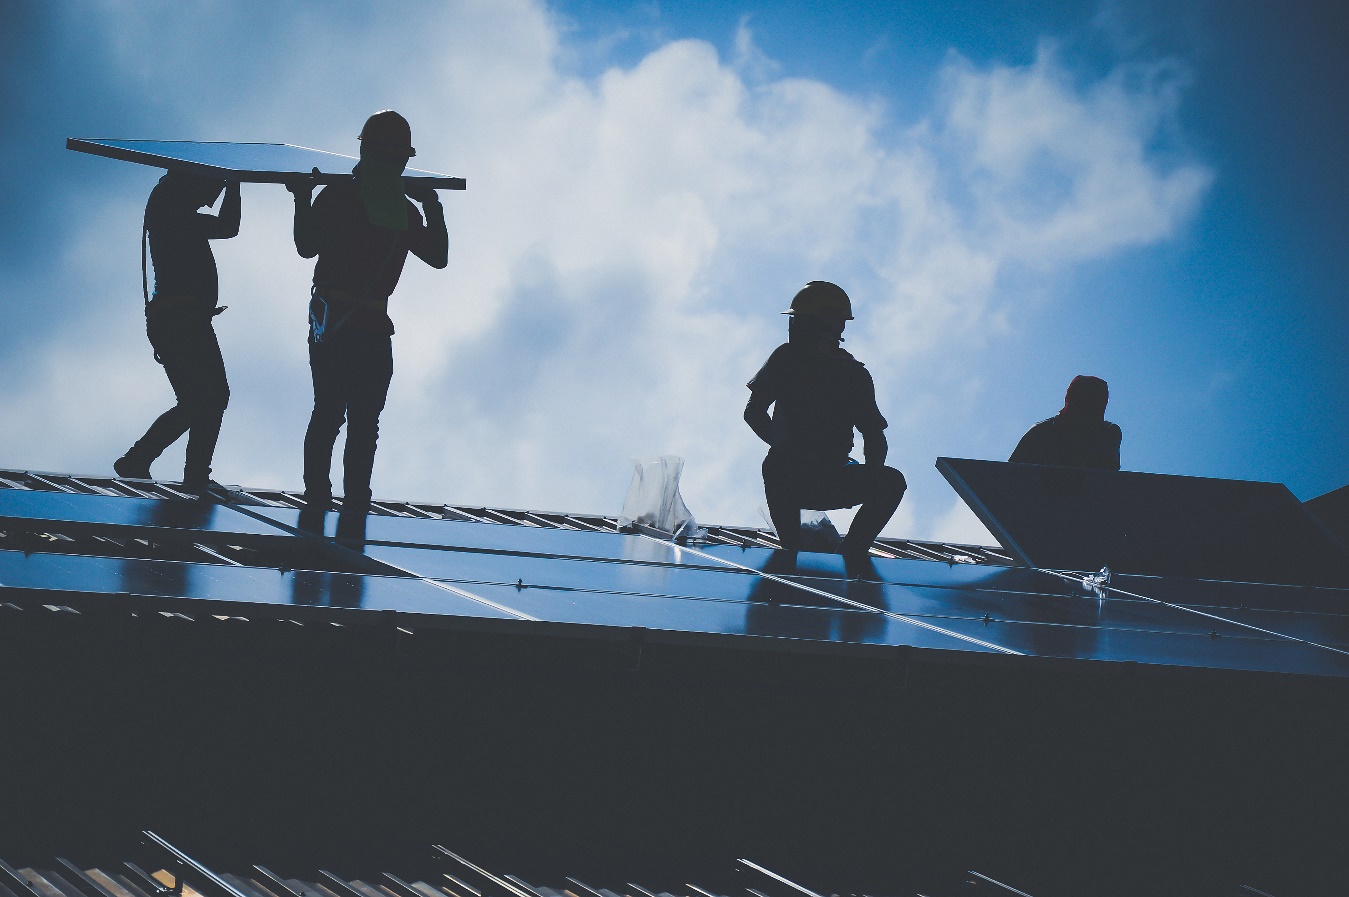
146,293,226,317
309,285,390,344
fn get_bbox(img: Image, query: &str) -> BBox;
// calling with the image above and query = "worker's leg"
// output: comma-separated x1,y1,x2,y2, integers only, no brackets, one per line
339,331,394,508
834,464,907,557
303,338,350,504
762,454,804,553
176,316,230,485
118,311,193,475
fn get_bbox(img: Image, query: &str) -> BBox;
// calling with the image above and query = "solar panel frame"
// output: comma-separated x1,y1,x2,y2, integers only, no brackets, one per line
937,456,1349,587
67,138,466,189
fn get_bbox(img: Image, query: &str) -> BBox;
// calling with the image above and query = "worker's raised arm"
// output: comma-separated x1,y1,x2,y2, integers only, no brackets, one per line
744,392,774,446
861,427,888,467
406,187,448,269
199,180,240,239
287,170,322,259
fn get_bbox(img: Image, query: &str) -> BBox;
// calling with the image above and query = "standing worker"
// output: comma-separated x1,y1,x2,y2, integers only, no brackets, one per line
744,281,907,575
114,173,240,490
287,110,448,514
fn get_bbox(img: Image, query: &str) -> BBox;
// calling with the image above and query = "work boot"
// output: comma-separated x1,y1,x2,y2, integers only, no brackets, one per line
113,454,153,480
182,469,221,498
839,537,878,581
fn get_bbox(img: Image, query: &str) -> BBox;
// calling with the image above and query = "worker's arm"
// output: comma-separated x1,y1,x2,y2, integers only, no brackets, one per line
199,181,240,239
744,392,774,446
860,428,888,467
287,169,322,259
406,186,448,269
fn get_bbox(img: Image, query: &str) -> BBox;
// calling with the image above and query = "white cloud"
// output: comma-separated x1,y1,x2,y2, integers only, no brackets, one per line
0,1,1209,540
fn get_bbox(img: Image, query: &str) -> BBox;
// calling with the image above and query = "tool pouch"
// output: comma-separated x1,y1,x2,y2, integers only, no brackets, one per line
309,288,355,345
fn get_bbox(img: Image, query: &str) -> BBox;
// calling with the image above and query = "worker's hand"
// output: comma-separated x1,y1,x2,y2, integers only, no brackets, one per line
285,167,320,200
404,183,440,204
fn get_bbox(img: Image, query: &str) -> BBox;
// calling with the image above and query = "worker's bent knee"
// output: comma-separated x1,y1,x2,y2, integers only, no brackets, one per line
878,466,907,497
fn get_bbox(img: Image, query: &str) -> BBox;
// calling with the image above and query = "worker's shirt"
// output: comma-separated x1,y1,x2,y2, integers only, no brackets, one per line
1009,415,1123,470
304,178,445,333
747,343,888,468
145,184,235,306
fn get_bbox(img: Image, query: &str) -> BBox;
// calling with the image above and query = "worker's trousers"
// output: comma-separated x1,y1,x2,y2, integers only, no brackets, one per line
303,328,393,507
762,453,906,555
125,307,230,481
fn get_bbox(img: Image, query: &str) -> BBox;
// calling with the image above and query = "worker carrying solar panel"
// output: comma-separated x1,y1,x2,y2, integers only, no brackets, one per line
286,110,449,513
1009,375,1122,470
114,173,240,490
744,281,907,575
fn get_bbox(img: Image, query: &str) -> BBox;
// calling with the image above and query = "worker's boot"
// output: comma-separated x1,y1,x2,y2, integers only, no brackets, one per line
113,452,153,480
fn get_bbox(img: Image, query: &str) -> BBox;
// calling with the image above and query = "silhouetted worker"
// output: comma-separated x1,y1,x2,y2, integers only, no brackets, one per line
287,110,448,513
1010,375,1122,470
114,172,240,489
745,281,907,572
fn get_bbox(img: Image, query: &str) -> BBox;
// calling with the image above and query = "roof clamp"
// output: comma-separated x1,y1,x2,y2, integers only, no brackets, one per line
1082,566,1112,599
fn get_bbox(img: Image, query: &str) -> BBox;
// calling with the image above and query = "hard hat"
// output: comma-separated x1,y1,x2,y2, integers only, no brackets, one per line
783,281,853,320
359,110,417,157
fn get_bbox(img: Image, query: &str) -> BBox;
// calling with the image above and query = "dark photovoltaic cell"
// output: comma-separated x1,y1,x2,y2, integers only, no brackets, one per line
67,138,466,189
0,549,517,621
0,487,284,540
937,457,1349,587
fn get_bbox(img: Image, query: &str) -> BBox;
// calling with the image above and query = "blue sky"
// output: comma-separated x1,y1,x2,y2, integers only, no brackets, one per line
1,0,1345,543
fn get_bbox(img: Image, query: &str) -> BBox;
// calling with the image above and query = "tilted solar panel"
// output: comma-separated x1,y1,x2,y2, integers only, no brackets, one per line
66,138,466,189
937,457,1349,587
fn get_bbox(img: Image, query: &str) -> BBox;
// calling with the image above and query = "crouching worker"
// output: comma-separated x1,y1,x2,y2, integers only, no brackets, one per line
115,173,240,490
744,281,906,575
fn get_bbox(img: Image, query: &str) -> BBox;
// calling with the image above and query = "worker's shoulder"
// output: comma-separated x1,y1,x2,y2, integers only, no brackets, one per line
314,176,359,202
829,347,873,378
1103,420,1123,441
1023,417,1059,438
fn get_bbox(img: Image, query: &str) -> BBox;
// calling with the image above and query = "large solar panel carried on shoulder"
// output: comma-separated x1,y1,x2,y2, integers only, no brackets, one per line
66,138,466,189
938,456,1349,587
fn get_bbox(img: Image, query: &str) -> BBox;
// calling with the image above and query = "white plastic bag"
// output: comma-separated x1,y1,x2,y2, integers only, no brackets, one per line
619,456,702,540
759,504,843,553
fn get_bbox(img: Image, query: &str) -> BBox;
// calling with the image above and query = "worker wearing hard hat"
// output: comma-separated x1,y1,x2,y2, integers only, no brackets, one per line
114,172,241,490
286,110,448,515
744,281,906,574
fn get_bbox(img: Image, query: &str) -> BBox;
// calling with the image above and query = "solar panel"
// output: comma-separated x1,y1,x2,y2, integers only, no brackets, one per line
66,138,466,189
937,457,1349,587
3,471,1348,678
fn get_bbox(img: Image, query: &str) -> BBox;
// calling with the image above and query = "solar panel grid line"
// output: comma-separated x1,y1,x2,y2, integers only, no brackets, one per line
964,872,1035,897
643,536,1022,655
680,886,719,897
439,875,479,897
432,849,532,897
1040,569,1349,658
734,861,823,897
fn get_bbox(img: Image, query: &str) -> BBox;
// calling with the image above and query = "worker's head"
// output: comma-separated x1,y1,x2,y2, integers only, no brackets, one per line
1062,375,1109,420
784,281,850,352
160,172,226,209
359,110,417,163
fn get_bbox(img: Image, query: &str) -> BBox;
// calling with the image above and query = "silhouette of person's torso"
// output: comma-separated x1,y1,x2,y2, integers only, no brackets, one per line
1010,415,1122,470
748,343,887,467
